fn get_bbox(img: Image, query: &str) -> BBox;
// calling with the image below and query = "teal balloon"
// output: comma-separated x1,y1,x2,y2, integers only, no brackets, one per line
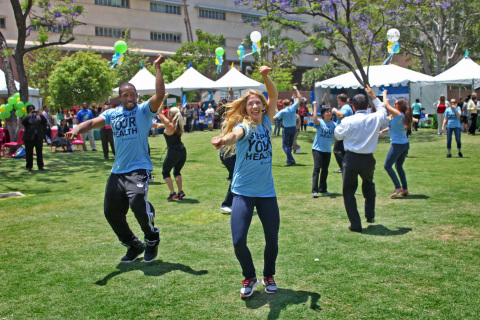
8,97,16,105
114,41,128,54
15,109,24,117
5,104,13,112
2,111,11,119
215,47,225,56
16,101,25,110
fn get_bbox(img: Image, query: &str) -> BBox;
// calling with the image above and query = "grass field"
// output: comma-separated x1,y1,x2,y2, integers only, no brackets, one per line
1,127,479,319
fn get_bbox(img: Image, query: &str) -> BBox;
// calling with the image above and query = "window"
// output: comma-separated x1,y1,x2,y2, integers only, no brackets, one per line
0,18,5,29
313,48,329,56
241,14,261,24
150,31,181,43
94,0,129,9
95,27,126,38
30,23,72,33
313,25,328,33
150,3,181,15
199,9,225,21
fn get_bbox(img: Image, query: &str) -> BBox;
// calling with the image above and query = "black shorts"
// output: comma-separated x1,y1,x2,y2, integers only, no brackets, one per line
460,116,468,124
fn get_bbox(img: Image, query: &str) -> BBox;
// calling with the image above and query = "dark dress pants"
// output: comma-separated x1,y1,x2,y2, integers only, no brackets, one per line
342,152,376,230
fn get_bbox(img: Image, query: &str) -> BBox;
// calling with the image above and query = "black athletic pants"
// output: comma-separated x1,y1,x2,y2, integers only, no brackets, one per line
104,169,159,246
333,139,345,170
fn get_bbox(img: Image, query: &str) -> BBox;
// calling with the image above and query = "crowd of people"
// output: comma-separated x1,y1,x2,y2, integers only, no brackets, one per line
4,56,480,300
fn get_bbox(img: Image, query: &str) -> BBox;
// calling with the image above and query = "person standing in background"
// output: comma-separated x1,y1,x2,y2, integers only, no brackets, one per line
331,93,354,173
23,106,46,171
434,95,449,135
76,102,97,151
467,93,478,135
411,99,422,131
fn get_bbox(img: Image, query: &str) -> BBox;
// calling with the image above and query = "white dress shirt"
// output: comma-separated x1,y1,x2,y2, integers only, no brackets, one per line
334,98,388,154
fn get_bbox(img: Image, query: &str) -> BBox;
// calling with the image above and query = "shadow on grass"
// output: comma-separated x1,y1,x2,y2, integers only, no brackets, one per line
95,260,208,286
392,194,429,200
174,199,200,204
362,224,412,236
322,192,342,199
244,289,321,320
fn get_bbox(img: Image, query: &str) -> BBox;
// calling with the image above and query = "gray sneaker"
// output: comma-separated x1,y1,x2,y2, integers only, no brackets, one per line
262,276,278,294
240,278,258,298
312,192,319,198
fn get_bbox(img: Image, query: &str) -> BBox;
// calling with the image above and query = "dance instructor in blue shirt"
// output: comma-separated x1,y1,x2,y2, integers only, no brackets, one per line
211,66,278,298
66,55,166,264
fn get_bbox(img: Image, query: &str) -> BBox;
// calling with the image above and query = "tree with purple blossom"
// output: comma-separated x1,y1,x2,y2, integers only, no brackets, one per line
234,0,399,87
0,0,84,140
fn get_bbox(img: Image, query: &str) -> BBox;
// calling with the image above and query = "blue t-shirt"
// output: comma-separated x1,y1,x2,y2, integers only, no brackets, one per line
275,101,299,128
231,116,275,197
100,101,156,173
336,104,354,125
76,109,94,123
444,107,461,129
411,103,422,115
389,113,409,144
312,119,336,153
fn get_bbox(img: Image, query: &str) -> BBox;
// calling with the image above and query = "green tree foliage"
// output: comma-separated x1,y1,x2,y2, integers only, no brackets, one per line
49,51,115,107
392,0,480,75
112,30,149,87
249,61,295,92
301,60,348,89
24,46,63,108
171,28,225,76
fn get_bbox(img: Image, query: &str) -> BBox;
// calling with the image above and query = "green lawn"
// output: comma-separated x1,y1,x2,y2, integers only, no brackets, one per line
1,128,479,319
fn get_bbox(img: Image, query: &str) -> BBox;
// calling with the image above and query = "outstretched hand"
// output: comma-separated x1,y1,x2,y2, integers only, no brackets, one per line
211,136,224,149
259,66,272,75
64,131,77,142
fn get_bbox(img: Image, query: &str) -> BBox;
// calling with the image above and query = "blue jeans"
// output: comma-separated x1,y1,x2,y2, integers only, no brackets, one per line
384,143,409,190
231,195,279,279
446,127,461,150
282,126,296,164
274,119,282,136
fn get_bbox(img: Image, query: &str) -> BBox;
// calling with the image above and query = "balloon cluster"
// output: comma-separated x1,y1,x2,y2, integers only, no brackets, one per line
215,47,224,73
109,40,128,69
387,28,400,54
237,45,245,67
244,31,262,58
0,93,31,119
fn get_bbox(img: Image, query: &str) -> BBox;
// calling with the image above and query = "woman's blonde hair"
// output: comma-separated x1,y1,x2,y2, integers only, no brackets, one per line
220,89,268,156
168,107,184,135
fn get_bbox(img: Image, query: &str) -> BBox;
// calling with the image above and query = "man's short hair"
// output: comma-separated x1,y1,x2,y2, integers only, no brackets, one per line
416,98,420,103
283,99,291,106
352,94,368,110
119,82,137,96
337,93,347,103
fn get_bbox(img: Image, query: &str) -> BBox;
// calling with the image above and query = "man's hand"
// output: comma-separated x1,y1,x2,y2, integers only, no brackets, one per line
164,93,169,99
293,85,297,91
259,66,272,75
65,131,77,142
154,54,165,67
313,101,318,107
365,85,377,99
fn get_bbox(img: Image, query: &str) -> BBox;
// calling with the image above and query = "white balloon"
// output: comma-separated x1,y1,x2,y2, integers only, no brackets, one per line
387,28,400,42
250,31,262,43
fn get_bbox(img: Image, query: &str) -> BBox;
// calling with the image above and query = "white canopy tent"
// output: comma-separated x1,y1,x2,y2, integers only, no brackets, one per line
113,67,158,96
314,64,435,112
213,67,266,91
414,57,480,112
1,69,42,109
165,67,216,97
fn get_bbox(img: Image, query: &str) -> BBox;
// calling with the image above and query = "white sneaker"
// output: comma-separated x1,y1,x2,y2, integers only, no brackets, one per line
262,276,278,294
295,147,301,154
312,192,319,198
220,205,232,213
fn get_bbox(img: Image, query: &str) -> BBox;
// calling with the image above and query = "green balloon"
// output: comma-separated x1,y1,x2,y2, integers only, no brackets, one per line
16,101,25,110
215,47,225,56
15,109,24,118
5,104,13,112
13,92,20,99
114,40,128,54
2,111,11,119
8,97,16,105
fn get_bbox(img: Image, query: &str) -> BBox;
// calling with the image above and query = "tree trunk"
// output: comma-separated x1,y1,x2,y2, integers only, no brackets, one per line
0,31,21,141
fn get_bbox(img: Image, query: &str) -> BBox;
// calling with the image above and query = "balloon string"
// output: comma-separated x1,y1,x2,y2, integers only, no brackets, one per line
382,53,394,65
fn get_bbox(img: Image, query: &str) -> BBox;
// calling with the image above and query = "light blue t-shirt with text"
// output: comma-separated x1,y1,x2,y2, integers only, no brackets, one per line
312,119,336,153
231,116,275,197
275,101,299,128
101,101,156,173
